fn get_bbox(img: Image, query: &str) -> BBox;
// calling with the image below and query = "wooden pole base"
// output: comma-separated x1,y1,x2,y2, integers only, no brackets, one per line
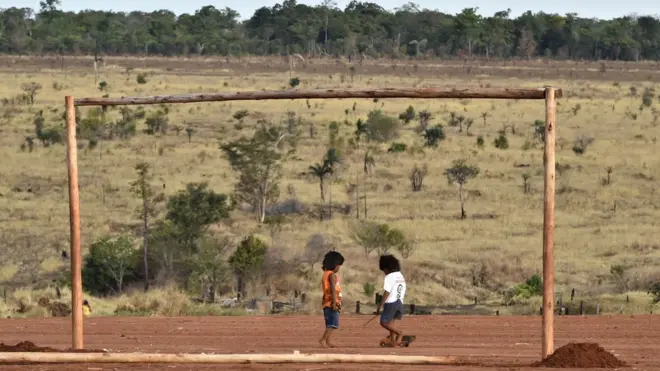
0,352,456,365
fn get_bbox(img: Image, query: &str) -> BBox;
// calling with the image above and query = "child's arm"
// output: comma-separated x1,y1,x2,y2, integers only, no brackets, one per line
376,290,390,314
329,273,338,310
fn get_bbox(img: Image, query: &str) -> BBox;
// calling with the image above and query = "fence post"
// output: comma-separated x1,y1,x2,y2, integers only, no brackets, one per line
571,288,575,301
356,301,360,314
410,303,416,315
579,301,583,315
65,95,83,350
596,303,600,315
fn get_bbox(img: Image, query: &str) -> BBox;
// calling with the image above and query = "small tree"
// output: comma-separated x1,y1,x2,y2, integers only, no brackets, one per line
21,82,42,105
476,135,485,148
229,235,268,298
365,109,400,142
422,125,446,147
362,148,376,218
649,282,660,304
398,105,415,124
308,161,332,220
610,264,628,293
304,234,335,271
573,135,594,155
603,166,613,186
410,164,428,192
533,120,545,143
465,118,474,136
417,110,432,131
349,221,409,256
166,182,231,253
522,173,531,194
221,122,297,223
129,162,164,291
494,131,509,149
188,235,231,303
480,112,489,126
82,235,137,295
444,159,480,219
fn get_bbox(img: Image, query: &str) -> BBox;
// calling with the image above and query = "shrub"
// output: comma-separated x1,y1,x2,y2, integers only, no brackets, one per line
422,125,445,147
476,135,485,148
514,274,543,299
494,132,509,149
387,142,407,153
363,282,376,297
365,109,400,142
136,73,148,84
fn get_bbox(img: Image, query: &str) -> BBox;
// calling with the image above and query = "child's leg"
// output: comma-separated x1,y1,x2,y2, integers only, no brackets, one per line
319,328,334,347
380,303,402,344
320,307,339,347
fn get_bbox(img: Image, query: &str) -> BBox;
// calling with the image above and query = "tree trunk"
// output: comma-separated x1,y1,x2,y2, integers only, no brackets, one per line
328,179,332,219
142,190,150,291
364,176,368,219
459,184,466,219
319,178,325,221
356,169,360,219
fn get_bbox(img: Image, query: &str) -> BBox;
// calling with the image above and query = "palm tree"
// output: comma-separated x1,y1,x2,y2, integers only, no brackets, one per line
363,148,376,218
354,119,368,218
324,147,340,219
309,162,331,203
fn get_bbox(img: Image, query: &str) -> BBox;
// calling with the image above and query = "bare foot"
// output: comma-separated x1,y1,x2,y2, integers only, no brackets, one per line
318,339,327,347
326,341,336,348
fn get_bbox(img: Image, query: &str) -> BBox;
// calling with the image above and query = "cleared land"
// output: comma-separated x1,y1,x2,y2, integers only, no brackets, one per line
0,55,659,315
0,315,658,370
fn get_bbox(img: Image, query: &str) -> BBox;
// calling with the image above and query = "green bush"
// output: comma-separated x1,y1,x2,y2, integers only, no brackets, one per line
387,142,407,153
363,282,376,297
365,109,400,142
82,235,140,296
514,274,543,299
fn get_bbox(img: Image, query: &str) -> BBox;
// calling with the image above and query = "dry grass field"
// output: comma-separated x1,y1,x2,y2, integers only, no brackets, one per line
0,55,659,316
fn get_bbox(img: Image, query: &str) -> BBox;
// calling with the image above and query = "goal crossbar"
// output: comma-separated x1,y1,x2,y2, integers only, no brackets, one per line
64,86,561,361
73,87,563,107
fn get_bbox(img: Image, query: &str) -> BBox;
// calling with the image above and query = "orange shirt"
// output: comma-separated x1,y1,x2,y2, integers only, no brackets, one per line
321,270,341,308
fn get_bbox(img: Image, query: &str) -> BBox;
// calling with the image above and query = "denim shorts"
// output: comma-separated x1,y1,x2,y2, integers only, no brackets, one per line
380,300,404,324
323,307,339,329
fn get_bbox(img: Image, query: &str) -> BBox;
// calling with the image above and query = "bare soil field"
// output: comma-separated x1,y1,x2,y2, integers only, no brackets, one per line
0,315,657,370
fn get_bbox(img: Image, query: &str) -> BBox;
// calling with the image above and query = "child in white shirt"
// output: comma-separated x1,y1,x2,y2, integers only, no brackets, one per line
375,254,406,346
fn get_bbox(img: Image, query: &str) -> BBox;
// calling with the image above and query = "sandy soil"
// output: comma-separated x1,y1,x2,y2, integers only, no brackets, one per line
0,314,657,370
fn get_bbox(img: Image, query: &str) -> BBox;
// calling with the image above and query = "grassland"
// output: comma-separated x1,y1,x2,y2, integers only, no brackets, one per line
0,55,659,316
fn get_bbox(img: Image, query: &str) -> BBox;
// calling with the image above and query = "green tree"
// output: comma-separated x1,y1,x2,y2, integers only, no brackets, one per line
166,182,231,252
444,159,480,219
129,162,164,291
349,221,410,257
220,122,297,223
422,125,446,147
82,235,137,295
229,235,268,298
188,235,232,303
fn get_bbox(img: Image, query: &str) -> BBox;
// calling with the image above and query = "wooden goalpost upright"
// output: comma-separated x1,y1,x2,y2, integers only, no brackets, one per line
62,87,561,361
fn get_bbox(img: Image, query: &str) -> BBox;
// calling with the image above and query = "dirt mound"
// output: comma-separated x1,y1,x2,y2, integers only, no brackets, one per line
0,341,105,353
532,342,629,368
0,341,59,352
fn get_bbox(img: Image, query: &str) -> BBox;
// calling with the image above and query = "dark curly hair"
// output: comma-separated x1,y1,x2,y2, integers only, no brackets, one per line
322,250,344,271
379,254,400,273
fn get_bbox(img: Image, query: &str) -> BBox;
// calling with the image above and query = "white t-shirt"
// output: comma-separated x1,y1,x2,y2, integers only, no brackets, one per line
383,271,406,303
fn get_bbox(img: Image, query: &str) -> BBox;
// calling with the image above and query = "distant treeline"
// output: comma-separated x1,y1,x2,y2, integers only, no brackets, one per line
1,0,659,60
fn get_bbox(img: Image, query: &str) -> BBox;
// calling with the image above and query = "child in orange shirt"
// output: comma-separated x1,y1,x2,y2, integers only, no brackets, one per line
319,250,344,348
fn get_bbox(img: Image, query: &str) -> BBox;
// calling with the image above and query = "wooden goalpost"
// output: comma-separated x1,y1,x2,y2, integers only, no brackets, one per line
58,87,560,362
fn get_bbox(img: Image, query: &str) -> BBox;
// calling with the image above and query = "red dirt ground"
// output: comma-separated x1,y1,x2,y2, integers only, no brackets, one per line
0,315,657,371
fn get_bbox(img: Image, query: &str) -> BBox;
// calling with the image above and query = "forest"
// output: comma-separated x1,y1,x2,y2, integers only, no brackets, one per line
1,0,659,60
